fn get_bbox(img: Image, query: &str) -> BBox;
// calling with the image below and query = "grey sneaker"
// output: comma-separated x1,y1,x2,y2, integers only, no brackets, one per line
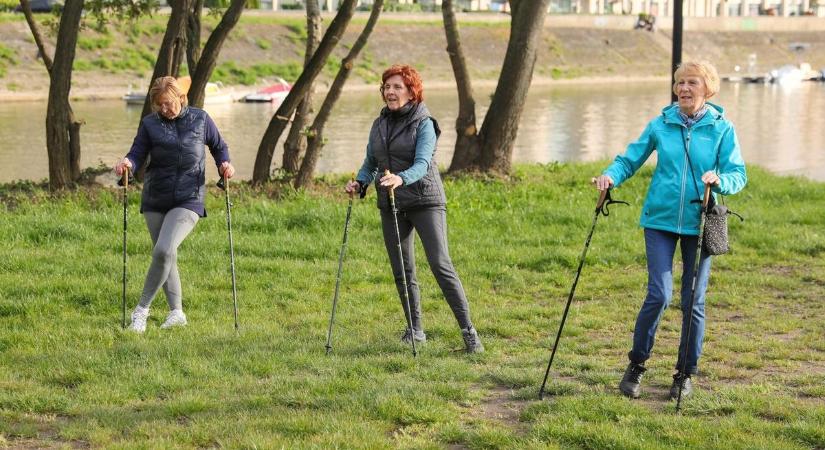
400,328,426,344
461,327,484,353
670,372,693,400
619,362,647,398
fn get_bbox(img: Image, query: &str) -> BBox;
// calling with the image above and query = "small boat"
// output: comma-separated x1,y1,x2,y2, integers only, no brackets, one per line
241,78,291,103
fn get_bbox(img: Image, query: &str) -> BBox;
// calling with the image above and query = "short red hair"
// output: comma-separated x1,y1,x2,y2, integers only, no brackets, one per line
381,64,424,103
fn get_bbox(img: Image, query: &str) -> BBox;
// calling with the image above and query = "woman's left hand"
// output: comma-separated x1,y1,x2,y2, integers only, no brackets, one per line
379,172,403,190
701,171,720,186
220,161,236,179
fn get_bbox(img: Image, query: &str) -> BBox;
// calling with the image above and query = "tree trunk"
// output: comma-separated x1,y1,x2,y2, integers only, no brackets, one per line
186,0,203,73
282,0,322,174
442,0,480,173
445,0,550,175
477,0,549,174
188,0,245,108
294,0,384,189
44,0,84,190
141,0,191,118
252,0,357,184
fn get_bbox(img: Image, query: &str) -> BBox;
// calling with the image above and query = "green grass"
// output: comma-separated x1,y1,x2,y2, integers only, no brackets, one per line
0,163,823,448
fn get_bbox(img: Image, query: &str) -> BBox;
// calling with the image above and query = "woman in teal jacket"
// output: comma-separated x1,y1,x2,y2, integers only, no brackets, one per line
593,61,746,400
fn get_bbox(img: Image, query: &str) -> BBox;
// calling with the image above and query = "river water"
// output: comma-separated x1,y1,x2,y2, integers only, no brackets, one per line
1,81,823,184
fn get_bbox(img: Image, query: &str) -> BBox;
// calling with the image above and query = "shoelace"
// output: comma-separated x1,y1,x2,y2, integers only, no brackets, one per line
627,365,647,383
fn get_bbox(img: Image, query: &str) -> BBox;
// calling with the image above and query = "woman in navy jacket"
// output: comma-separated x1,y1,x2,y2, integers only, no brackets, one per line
115,76,235,333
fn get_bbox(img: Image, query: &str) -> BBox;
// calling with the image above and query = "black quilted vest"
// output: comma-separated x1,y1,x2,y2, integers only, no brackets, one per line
369,102,447,211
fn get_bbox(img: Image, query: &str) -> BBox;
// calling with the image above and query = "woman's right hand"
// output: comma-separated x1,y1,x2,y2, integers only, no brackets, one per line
591,175,614,191
345,180,361,196
115,158,133,176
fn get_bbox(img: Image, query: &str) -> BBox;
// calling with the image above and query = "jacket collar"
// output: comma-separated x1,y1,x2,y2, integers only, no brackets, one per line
662,102,724,127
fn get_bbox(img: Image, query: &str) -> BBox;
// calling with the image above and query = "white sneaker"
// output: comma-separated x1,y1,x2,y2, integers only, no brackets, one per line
161,309,187,329
129,306,150,333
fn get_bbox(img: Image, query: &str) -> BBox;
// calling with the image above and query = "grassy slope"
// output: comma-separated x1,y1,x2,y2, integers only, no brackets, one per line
0,163,824,448
3,12,825,96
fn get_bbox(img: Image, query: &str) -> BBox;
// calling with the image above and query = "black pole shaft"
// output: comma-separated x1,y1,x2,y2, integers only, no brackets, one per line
677,190,709,411
121,172,128,329
224,177,239,332
671,0,684,103
325,196,354,354
389,191,417,357
539,210,600,399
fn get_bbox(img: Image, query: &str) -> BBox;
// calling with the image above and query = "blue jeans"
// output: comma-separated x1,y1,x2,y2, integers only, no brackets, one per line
628,228,712,374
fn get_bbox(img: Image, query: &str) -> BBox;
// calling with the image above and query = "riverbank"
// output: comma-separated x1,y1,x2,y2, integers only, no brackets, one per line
1,12,825,102
1,163,824,448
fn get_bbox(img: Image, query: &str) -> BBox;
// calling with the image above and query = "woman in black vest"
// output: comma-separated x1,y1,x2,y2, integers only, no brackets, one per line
345,64,483,353
114,76,235,333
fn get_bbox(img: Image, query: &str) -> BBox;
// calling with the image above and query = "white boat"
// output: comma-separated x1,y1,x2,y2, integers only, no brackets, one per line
123,77,233,105
241,78,291,103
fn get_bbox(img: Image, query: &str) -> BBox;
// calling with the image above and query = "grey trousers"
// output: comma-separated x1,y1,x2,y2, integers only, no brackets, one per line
138,208,199,310
380,206,473,331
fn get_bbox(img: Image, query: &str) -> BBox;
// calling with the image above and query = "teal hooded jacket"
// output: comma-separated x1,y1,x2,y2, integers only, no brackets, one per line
603,102,747,236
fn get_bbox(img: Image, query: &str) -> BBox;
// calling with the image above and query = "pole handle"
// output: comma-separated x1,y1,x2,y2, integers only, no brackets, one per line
348,172,355,199
596,188,608,210
384,169,394,200
702,183,711,209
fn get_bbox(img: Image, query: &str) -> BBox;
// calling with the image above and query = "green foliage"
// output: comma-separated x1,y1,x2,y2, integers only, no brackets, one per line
212,60,302,85
0,0,17,13
0,43,14,78
254,37,271,50
0,164,823,448
383,1,423,12
77,36,112,51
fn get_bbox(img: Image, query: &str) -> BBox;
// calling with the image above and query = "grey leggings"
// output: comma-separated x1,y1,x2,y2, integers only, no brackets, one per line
380,206,473,331
138,208,199,310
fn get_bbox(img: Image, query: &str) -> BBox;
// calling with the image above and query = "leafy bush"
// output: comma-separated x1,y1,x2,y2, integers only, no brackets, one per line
0,0,18,12
77,36,112,51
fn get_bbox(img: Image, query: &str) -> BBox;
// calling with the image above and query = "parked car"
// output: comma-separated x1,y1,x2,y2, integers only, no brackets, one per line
14,0,63,12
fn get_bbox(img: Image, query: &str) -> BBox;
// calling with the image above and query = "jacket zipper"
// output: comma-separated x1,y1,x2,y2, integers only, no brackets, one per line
677,128,691,234
173,119,182,205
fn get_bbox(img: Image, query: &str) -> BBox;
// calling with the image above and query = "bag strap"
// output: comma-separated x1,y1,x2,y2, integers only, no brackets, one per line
680,127,710,208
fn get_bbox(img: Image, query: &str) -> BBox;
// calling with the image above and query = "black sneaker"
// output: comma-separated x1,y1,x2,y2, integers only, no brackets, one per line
461,327,484,353
619,362,647,398
400,328,426,344
670,372,693,400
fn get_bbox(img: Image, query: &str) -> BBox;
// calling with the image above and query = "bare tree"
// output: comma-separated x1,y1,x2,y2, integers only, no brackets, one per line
294,0,384,189
252,0,358,184
186,0,204,72
188,0,245,108
443,0,551,174
140,0,191,118
20,0,84,189
282,0,322,175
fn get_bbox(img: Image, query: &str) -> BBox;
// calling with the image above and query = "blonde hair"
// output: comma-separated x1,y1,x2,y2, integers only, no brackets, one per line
672,61,720,99
149,76,188,111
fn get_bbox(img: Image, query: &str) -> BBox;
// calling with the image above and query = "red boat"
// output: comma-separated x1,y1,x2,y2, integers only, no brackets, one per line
241,78,291,103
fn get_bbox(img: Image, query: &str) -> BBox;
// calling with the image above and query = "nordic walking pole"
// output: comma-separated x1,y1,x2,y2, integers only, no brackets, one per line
218,174,239,332
121,168,129,329
676,183,711,412
325,173,356,354
539,188,628,399
385,169,417,357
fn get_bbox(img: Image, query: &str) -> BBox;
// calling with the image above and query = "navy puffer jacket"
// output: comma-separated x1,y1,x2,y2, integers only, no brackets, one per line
126,106,229,216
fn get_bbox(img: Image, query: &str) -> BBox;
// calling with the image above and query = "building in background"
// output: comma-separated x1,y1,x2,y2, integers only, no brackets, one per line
259,0,824,17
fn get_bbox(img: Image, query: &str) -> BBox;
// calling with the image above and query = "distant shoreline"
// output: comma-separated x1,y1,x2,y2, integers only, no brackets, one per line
0,75,674,103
